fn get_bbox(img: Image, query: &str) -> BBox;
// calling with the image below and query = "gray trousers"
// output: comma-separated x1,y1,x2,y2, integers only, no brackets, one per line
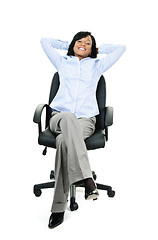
49,112,96,212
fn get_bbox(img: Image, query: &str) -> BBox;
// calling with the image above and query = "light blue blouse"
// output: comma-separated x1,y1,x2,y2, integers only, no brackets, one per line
40,38,126,118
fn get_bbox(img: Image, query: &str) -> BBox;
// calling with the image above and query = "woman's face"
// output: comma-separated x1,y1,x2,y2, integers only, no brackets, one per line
73,35,92,60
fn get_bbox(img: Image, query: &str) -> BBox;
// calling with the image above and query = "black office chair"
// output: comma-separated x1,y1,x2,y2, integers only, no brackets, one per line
33,72,115,211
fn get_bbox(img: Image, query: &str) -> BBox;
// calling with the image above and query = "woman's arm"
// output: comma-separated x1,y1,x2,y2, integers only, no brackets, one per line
97,44,126,73
40,38,69,70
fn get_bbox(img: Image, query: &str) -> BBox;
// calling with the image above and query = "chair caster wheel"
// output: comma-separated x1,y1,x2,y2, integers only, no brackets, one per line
50,170,55,179
70,202,78,211
34,188,42,197
92,171,97,180
70,197,78,211
107,190,115,198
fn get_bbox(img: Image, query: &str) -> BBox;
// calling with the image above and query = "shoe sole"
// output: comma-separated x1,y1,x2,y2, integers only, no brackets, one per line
86,193,99,200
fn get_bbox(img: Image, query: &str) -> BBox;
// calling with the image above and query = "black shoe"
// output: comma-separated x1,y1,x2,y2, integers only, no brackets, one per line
85,189,99,200
48,212,64,229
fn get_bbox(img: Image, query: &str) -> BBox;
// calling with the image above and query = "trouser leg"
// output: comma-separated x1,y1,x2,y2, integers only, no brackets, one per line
49,112,96,212
50,134,69,212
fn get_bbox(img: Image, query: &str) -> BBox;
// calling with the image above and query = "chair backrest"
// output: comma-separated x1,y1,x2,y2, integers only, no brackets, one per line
46,72,106,130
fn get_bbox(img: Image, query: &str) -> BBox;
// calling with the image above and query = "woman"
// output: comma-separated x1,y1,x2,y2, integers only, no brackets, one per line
40,31,126,228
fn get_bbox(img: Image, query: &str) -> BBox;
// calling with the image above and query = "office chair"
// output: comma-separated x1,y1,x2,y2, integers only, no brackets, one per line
33,72,115,211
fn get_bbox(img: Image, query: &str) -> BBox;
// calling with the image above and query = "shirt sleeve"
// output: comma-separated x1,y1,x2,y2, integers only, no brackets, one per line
40,38,69,71
97,44,126,74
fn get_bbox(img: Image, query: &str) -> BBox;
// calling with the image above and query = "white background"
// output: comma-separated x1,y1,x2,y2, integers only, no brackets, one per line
1,0,158,239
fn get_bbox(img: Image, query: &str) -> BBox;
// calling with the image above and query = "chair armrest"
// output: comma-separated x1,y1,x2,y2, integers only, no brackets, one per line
33,103,52,134
33,104,49,123
105,107,113,126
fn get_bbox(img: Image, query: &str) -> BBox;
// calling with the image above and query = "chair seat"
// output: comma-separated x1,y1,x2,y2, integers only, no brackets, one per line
38,128,105,150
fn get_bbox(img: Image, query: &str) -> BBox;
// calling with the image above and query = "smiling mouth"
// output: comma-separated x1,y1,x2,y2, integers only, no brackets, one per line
79,47,86,51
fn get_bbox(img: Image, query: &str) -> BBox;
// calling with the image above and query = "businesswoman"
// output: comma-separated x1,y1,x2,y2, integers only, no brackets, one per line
40,31,126,228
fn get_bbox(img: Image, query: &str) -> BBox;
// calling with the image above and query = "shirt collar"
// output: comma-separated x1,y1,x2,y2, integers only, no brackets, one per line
63,55,91,61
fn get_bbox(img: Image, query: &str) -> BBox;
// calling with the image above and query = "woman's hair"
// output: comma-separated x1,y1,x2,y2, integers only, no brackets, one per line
67,31,97,58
